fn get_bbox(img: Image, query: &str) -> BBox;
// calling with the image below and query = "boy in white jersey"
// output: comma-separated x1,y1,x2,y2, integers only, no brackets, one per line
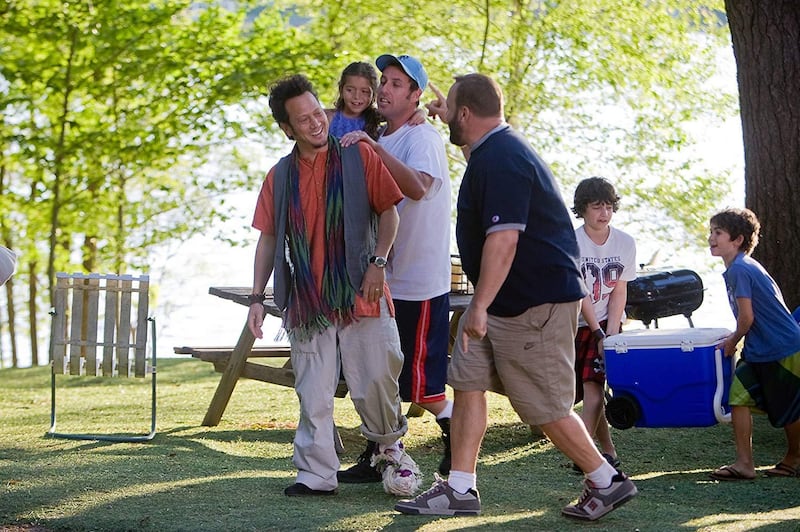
572,177,636,470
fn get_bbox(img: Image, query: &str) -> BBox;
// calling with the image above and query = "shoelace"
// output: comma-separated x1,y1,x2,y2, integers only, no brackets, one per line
574,483,595,506
418,474,447,496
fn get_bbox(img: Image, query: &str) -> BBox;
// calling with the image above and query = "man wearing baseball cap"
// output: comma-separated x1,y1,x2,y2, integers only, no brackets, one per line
375,54,429,91
338,54,453,483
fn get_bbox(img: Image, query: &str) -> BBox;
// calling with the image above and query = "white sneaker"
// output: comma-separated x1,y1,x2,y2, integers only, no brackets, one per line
371,442,422,497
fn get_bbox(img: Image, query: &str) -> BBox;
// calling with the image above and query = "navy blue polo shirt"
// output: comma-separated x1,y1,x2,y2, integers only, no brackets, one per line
455,125,586,317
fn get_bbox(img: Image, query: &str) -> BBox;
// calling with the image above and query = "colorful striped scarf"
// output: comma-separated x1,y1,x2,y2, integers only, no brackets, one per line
284,136,356,342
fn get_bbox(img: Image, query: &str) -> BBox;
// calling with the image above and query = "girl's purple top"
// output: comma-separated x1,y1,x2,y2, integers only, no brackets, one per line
329,111,366,138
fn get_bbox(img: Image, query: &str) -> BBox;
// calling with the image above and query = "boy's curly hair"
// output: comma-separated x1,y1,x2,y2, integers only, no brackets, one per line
572,177,621,218
710,208,761,255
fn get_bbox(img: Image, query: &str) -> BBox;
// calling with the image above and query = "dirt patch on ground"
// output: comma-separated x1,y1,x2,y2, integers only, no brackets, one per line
1,526,52,532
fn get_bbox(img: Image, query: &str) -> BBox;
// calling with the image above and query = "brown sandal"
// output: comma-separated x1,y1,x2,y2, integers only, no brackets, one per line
764,462,800,478
709,465,755,481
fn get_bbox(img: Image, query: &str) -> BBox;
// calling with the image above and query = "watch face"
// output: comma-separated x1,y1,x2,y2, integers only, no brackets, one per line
371,256,387,267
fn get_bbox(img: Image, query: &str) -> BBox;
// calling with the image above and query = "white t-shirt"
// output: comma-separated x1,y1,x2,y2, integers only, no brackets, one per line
575,225,637,326
378,122,451,300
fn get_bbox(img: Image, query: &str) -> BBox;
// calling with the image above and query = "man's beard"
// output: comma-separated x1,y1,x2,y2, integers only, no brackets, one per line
448,117,465,147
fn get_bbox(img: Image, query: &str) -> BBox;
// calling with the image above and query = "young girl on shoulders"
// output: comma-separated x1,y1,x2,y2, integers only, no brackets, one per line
327,61,383,140
327,61,426,140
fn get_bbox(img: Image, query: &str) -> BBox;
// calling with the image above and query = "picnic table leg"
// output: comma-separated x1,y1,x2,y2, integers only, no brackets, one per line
333,424,344,454
202,316,259,426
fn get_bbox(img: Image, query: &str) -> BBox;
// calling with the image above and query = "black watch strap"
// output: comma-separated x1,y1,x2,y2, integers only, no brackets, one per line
369,255,387,268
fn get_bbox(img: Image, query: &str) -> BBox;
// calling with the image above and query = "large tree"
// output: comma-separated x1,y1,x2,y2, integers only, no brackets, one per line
725,0,800,310
0,0,308,366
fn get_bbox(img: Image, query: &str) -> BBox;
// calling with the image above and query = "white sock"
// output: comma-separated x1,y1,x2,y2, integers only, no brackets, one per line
447,470,476,494
585,461,617,488
436,400,454,420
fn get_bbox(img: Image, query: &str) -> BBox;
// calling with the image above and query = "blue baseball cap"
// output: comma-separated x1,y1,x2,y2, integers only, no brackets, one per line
375,54,428,91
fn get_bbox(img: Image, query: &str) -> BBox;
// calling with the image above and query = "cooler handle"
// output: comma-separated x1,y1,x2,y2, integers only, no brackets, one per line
713,347,733,424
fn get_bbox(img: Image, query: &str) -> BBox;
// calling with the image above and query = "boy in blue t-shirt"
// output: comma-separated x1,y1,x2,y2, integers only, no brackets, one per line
708,208,800,480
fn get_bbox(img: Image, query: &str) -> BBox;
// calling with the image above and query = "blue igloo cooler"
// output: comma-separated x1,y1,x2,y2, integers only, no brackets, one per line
603,327,734,429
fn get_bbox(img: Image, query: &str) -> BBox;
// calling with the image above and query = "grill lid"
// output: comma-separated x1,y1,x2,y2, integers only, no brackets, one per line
625,269,704,325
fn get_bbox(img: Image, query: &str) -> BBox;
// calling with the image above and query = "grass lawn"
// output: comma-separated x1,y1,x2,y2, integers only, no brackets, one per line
0,358,798,531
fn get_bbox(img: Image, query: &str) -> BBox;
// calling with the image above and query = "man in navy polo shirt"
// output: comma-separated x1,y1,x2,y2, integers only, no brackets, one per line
394,73,638,521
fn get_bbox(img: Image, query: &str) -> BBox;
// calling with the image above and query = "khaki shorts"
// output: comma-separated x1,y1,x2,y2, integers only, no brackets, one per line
448,300,580,426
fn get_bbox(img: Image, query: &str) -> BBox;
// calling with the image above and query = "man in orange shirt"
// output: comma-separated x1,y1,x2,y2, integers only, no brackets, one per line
247,74,421,498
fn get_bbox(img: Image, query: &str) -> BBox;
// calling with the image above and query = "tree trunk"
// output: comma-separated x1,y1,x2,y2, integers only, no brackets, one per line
0,168,17,368
725,0,800,311
4,278,18,367
28,261,39,366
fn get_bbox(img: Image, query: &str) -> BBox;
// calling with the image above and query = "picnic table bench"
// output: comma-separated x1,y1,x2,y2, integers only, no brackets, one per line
176,286,472,427
173,344,349,396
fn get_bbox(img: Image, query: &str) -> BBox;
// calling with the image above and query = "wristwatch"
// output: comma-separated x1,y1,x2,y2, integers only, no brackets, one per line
247,293,266,305
369,255,387,268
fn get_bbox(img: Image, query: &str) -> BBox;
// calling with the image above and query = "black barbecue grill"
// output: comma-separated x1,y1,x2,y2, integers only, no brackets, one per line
625,269,704,328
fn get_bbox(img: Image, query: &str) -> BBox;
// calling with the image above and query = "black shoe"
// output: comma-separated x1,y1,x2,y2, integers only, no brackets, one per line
602,452,621,470
437,417,452,475
284,482,337,497
337,440,382,483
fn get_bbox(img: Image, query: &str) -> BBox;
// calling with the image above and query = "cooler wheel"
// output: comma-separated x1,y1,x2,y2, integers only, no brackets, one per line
605,395,641,430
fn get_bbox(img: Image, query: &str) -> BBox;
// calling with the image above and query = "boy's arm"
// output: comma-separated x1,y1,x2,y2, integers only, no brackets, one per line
580,294,603,333
721,296,754,357
605,280,629,336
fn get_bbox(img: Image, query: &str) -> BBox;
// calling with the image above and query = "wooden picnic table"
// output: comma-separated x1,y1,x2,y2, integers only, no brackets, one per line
178,286,472,427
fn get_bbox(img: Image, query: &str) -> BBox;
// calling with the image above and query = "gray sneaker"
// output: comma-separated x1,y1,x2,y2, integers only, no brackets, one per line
561,473,638,521
394,474,480,516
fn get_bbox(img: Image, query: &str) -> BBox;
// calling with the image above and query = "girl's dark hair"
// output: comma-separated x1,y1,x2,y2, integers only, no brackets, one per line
572,176,621,218
710,208,761,255
335,62,382,140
